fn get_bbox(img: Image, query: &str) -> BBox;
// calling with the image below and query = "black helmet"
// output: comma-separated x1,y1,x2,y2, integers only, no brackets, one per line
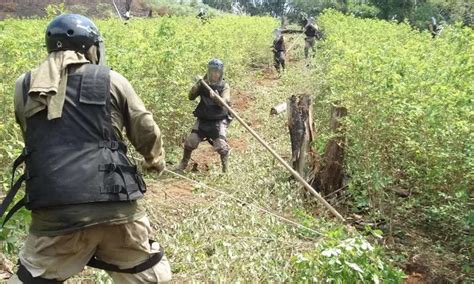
45,14,105,63
207,59,224,86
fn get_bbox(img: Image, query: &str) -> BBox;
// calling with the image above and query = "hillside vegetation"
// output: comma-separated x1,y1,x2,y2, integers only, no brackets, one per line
0,10,472,282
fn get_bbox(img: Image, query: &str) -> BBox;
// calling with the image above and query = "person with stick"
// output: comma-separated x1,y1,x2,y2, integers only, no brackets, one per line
272,28,286,74
176,59,232,173
303,17,320,59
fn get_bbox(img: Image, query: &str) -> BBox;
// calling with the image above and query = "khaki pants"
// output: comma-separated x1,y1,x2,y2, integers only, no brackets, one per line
8,216,171,283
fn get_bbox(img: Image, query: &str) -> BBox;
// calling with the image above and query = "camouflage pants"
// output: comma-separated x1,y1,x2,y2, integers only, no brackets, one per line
304,37,316,59
184,119,230,156
273,51,286,72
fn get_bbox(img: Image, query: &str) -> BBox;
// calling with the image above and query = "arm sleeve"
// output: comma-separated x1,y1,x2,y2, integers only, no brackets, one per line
188,81,200,100
221,83,231,106
109,71,165,169
14,74,27,140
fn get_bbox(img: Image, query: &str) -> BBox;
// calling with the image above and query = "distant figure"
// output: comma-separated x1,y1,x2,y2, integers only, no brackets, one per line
303,17,320,59
197,8,209,23
123,0,132,20
197,8,205,19
428,17,441,38
272,29,286,74
280,16,288,29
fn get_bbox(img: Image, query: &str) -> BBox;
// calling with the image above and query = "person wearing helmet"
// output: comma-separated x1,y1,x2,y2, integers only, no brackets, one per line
2,14,171,283
427,17,441,38
303,16,320,59
272,28,286,74
176,59,231,173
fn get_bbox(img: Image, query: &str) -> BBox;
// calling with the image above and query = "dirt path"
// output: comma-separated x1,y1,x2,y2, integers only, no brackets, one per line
141,38,464,282
143,61,281,233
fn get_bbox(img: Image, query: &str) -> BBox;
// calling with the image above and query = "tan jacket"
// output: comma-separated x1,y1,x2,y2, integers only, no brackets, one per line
14,64,164,236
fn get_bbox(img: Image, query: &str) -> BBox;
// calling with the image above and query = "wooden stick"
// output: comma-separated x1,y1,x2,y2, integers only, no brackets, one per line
199,79,345,222
286,32,305,54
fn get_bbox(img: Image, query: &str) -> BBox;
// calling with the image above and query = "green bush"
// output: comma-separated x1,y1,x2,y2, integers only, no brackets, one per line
314,9,472,245
291,211,404,282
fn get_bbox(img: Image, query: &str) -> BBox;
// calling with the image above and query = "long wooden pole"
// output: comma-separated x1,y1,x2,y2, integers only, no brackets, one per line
200,79,345,222
285,31,305,54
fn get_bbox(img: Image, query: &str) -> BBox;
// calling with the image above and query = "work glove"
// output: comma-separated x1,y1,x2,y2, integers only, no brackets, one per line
141,158,166,176
194,75,203,84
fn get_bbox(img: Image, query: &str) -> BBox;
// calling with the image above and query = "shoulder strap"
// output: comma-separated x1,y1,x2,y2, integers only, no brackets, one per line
0,147,30,226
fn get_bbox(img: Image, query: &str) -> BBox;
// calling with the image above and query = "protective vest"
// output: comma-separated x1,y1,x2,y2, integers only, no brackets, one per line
305,25,317,37
274,38,285,52
193,81,229,120
0,64,146,224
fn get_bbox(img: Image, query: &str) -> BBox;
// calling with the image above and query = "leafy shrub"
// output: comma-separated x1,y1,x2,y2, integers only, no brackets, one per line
314,9,472,247
291,211,404,282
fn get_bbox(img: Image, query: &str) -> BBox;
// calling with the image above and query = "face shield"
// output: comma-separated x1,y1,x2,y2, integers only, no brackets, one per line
207,61,224,86
86,41,106,66
97,39,106,65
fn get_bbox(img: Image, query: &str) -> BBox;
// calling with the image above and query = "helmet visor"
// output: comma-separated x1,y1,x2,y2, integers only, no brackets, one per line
207,65,223,85
98,40,106,65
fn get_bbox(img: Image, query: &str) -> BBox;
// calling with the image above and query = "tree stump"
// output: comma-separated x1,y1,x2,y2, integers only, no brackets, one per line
287,94,313,177
312,105,347,196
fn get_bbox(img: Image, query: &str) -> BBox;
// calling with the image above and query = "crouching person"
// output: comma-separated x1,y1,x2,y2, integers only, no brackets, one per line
176,59,232,173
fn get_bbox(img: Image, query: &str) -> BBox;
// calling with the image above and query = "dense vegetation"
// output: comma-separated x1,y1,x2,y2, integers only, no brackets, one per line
203,0,474,28
317,8,471,244
310,9,472,279
0,8,471,282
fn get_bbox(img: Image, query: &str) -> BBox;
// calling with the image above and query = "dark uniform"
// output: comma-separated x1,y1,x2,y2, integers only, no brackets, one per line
177,59,231,173
304,23,318,59
273,35,286,73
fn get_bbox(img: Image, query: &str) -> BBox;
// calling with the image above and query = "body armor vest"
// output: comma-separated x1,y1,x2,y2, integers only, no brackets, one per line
274,38,285,52
305,25,317,37
22,64,145,209
193,81,229,120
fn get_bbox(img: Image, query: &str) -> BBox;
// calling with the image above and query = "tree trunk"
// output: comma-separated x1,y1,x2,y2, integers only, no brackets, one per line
287,94,313,177
312,105,347,196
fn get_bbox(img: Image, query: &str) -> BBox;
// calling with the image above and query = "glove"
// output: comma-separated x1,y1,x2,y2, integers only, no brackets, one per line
194,75,203,84
141,158,166,176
